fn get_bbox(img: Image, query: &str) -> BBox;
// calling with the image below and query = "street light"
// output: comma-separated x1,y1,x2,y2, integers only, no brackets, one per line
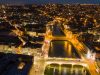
86,50,91,59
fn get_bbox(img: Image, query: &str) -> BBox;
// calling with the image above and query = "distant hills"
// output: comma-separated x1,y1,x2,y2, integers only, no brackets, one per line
0,0,99,5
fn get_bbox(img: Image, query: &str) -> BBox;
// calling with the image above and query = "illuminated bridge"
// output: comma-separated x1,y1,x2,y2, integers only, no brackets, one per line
41,24,99,75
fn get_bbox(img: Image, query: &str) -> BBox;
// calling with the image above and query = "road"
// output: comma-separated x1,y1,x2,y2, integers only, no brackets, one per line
43,24,99,75
31,24,99,75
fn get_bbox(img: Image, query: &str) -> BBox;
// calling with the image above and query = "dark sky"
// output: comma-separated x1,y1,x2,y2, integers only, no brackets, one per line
0,0,100,4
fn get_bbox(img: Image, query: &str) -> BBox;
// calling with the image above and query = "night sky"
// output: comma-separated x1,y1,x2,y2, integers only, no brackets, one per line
0,0,100,4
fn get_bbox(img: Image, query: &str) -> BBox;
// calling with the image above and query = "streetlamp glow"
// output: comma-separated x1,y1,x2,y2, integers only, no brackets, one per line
86,51,91,59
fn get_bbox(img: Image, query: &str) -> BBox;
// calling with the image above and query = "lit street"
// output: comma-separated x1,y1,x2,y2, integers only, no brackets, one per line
39,23,99,75
0,3,99,75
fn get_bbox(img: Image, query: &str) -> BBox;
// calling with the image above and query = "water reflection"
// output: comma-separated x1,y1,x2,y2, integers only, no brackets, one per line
48,40,80,58
44,63,91,75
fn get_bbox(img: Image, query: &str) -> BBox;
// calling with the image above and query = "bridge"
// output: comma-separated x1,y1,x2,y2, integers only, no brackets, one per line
41,23,99,75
